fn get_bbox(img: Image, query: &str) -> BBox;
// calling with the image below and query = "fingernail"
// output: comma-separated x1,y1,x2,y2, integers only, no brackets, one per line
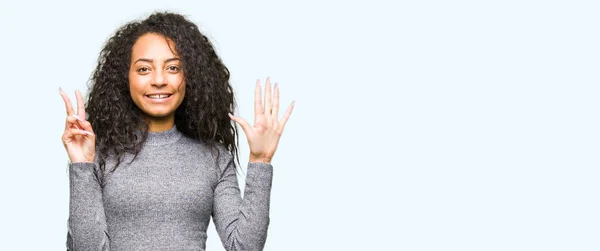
84,131,93,135
59,87,63,92
72,114,83,121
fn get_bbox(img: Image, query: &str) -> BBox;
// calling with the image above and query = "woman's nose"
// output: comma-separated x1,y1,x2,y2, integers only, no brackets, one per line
151,71,167,87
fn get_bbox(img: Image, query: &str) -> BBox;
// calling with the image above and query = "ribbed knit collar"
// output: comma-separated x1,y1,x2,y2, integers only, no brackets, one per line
144,125,183,146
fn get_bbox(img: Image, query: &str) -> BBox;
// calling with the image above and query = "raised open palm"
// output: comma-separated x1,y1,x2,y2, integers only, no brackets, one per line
59,88,96,163
228,78,294,163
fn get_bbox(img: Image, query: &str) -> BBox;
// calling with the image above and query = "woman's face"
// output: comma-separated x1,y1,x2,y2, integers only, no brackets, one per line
129,33,185,124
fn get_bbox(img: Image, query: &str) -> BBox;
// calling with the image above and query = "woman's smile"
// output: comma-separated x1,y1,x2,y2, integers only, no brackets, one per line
144,93,174,102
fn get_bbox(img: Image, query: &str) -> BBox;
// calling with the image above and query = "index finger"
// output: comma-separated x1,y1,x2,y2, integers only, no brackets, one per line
254,79,264,118
75,90,86,118
59,88,75,116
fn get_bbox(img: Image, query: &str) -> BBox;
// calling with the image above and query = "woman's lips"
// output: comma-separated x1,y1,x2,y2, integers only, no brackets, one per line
144,94,173,102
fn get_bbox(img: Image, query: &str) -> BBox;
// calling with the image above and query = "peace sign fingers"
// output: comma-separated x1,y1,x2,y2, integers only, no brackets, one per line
58,87,96,163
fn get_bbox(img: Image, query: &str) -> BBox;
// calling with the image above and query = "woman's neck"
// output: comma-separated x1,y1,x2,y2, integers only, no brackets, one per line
146,115,175,132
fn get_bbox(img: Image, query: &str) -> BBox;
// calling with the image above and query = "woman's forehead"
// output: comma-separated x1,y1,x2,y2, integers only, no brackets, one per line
131,33,179,60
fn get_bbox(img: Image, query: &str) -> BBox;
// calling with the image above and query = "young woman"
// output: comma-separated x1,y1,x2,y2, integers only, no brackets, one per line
59,12,294,250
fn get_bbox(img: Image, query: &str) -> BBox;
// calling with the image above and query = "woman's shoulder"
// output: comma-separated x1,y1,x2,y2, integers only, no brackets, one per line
179,134,233,164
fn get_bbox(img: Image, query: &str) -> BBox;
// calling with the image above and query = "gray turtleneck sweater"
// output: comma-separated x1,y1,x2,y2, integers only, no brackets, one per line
66,126,273,251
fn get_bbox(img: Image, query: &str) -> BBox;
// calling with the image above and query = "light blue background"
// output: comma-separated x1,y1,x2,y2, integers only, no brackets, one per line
0,0,598,250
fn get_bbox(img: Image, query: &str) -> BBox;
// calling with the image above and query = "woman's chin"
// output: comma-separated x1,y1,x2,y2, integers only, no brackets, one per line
143,111,175,120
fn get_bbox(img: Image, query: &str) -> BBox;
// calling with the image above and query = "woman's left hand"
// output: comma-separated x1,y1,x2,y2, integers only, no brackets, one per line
229,77,295,163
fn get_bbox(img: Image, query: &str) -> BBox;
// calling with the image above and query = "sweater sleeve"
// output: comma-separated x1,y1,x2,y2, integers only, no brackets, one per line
212,158,273,251
66,162,110,251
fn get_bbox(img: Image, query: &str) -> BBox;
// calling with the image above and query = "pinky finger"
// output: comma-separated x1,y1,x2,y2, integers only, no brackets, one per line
279,101,295,129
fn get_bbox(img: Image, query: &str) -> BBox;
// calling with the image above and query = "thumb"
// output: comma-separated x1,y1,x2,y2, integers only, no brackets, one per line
228,113,252,136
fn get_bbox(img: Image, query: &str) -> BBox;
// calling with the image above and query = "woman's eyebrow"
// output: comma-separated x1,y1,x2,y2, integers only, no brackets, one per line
134,58,181,64
164,58,181,63
134,58,153,64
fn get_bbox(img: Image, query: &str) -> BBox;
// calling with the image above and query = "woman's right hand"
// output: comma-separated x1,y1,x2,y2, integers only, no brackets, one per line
59,88,96,163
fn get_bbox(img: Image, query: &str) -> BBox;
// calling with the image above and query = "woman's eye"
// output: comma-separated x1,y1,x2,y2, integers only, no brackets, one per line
137,67,149,73
168,66,180,71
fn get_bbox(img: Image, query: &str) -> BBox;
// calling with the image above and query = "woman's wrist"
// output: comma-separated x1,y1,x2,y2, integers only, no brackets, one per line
249,156,271,163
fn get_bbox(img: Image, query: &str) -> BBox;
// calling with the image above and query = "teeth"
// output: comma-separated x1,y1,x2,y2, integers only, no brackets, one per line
148,94,170,99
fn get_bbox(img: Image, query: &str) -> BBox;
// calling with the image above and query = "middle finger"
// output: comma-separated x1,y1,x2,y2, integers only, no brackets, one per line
272,82,280,121
59,88,75,116
264,77,272,115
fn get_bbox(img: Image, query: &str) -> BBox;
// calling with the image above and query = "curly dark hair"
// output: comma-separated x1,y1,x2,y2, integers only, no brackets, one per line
86,11,239,183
